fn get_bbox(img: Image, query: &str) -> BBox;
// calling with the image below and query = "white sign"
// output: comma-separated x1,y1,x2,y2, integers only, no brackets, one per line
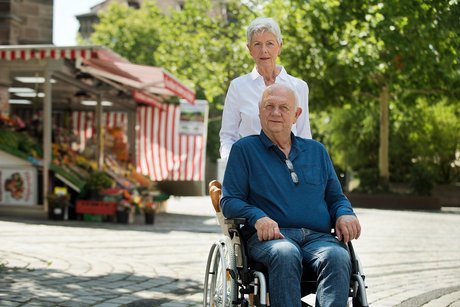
0,168,37,205
178,99,208,135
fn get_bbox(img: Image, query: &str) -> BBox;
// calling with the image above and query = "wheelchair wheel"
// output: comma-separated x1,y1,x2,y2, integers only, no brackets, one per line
203,237,237,306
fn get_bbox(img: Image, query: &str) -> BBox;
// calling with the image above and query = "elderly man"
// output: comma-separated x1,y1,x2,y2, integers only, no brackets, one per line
221,84,361,307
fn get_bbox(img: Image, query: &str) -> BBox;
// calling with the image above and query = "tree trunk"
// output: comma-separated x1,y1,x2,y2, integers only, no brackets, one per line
379,86,390,190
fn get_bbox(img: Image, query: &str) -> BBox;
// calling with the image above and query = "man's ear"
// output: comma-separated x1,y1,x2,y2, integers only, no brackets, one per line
294,107,302,123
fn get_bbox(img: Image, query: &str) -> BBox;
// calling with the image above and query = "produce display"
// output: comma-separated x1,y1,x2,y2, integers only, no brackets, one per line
0,113,167,217
0,126,42,163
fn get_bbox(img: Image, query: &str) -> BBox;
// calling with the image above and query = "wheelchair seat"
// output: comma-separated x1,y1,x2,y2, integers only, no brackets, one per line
204,180,368,307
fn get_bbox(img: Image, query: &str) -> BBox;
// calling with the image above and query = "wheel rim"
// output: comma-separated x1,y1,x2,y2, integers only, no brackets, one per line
203,239,236,306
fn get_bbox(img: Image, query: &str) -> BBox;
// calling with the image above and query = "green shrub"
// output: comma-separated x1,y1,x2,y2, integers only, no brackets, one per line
355,168,380,193
409,164,435,196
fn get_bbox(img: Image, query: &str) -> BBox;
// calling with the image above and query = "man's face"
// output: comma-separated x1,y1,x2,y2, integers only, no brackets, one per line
259,86,301,137
248,31,282,69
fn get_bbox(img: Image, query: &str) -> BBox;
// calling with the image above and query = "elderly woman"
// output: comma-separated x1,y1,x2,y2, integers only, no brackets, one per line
219,17,312,160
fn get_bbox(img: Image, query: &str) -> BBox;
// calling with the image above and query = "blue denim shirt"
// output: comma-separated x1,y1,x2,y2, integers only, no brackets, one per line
221,131,355,234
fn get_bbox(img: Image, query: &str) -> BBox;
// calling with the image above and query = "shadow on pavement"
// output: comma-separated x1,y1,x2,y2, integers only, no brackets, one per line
0,212,221,234
1,264,202,306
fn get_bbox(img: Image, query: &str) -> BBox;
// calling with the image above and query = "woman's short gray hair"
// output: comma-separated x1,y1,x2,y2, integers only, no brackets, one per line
247,17,283,45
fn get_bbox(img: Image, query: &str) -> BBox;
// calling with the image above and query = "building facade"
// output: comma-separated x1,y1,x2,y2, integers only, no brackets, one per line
0,0,53,45
76,0,226,43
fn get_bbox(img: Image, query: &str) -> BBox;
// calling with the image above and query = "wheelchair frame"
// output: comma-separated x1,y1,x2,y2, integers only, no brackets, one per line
204,181,368,307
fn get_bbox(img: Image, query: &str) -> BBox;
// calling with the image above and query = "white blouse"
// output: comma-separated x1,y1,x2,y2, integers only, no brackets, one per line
219,66,312,159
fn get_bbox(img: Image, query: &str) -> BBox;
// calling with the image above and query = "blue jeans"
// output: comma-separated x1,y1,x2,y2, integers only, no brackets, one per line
246,228,351,307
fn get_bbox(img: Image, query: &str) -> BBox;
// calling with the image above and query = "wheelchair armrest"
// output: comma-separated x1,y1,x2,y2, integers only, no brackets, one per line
347,241,363,275
224,217,247,227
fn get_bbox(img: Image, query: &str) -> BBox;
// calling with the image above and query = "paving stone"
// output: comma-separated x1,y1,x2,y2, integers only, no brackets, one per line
0,301,22,307
0,196,459,306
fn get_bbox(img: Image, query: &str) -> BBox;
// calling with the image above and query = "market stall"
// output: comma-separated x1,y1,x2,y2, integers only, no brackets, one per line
0,45,204,220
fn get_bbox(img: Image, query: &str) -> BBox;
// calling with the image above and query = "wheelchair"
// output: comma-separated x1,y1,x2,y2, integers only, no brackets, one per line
203,180,368,307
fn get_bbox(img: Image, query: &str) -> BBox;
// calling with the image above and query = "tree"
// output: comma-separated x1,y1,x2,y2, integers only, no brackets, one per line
264,0,460,189
318,97,459,194
152,0,255,103
91,1,162,66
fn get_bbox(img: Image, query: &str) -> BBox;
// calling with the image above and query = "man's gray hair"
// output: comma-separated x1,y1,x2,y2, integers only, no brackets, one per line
247,17,283,45
259,84,299,109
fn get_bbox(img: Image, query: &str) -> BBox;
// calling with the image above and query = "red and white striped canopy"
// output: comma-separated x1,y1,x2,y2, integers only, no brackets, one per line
0,45,195,105
81,58,196,104
0,45,125,62
71,108,205,182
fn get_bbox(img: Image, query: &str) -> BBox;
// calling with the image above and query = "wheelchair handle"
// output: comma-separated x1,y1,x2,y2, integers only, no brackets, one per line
209,180,222,212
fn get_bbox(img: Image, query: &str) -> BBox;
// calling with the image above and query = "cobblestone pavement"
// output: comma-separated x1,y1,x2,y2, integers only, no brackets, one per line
0,196,459,307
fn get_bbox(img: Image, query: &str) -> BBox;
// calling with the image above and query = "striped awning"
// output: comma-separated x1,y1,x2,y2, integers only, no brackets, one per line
80,58,196,104
70,108,206,182
0,45,125,62
0,45,195,105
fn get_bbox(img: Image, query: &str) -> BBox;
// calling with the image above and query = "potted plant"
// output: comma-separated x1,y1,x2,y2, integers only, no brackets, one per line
116,190,135,224
142,200,157,225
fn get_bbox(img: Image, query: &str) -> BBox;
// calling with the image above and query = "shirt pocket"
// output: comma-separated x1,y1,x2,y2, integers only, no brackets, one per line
299,164,325,187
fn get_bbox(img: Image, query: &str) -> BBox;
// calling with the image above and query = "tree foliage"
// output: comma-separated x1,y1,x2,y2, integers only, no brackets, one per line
263,0,460,108
392,98,460,184
318,98,459,194
263,0,460,190
91,1,162,66
154,0,255,102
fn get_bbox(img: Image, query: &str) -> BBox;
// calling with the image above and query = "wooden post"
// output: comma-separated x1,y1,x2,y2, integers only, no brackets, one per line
379,85,390,189
43,67,52,211
96,94,104,170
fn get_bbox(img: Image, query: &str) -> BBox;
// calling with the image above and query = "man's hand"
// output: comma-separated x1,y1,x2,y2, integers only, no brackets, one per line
335,215,361,243
254,217,285,241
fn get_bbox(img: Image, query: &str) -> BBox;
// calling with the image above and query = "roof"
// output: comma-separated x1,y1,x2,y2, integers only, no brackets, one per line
81,58,196,104
0,45,125,62
0,44,195,105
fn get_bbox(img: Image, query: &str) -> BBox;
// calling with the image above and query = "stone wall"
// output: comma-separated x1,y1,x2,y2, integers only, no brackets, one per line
0,0,53,45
